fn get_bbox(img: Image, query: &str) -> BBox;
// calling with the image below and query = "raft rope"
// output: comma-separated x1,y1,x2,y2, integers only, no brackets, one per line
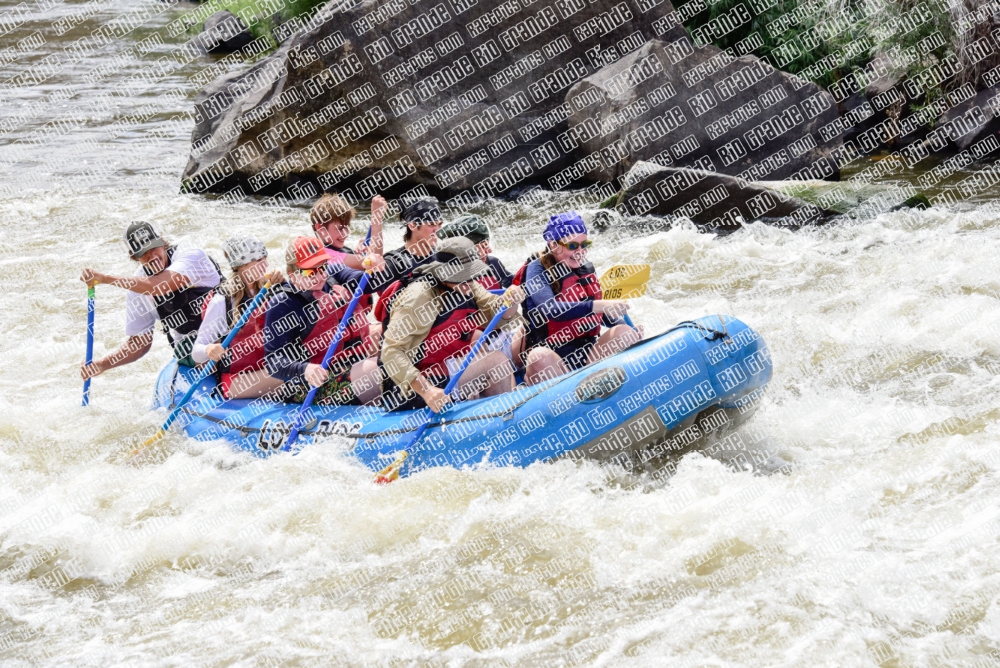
669,318,729,341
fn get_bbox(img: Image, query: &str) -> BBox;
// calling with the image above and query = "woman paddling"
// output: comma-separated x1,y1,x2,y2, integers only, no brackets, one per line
518,211,641,385
264,237,385,406
80,221,222,379
190,236,285,399
379,237,526,413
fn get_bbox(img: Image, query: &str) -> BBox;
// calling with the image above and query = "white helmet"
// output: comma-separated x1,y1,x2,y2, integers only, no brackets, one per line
222,236,267,268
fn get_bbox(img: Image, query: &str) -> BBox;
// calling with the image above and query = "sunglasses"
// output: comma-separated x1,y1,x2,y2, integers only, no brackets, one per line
556,239,593,251
297,265,327,278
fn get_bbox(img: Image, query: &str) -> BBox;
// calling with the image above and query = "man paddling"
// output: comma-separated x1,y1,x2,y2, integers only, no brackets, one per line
312,193,387,356
436,214,513,290
379,237,526,413
264,237,385,406
373,198,442,293
80,222,222,379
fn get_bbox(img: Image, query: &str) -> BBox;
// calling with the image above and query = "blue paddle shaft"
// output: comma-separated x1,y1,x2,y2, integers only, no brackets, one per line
397,300,511,459
282,272,371,451
159,284,272,434
82,287,95,407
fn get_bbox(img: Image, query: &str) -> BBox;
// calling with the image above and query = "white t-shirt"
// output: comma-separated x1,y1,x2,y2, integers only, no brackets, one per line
124,245,222,337
191,294,229,364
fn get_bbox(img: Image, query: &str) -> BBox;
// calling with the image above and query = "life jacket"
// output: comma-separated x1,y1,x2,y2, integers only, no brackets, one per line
149,246,224,361
201,287,268,377
324,245,373,315
300,286,371,369
373,268,425,329
511,251,543,287
380,279,484,379
477,272,501,291
376,246,433,296
414,285,484,377
524,258,603,351
374,279,404,328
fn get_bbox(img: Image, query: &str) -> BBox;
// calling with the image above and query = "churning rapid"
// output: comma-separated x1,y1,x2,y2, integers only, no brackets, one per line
4,0,1000,665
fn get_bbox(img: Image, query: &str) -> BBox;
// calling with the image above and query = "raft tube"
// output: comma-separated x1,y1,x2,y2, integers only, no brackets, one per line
152,315,772,478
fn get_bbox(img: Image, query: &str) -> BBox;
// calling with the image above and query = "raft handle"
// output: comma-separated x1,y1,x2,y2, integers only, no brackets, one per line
671,318,729,341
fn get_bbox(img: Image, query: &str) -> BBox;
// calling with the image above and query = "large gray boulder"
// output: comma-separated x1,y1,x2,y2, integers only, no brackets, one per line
560,40,842,186
608,161,831,231
182,0,689,199
935,85,1000,152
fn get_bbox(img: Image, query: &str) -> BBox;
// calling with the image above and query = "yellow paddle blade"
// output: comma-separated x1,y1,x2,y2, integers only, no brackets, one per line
122,429,166,462
374,451,408,484
600,264,650,300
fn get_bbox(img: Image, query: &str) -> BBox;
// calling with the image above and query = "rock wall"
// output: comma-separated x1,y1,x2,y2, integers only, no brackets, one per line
183,0,689,200
610,161,832,230
181,0,842,203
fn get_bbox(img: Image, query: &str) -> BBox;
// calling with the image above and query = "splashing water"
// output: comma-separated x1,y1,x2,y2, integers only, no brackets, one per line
4,0,1000,665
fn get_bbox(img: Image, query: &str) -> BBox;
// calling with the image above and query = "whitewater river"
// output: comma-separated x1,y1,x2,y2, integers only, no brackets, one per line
4,0,1000,665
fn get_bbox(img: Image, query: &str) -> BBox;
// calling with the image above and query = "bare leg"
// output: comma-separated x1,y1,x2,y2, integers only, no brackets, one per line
525,346,569,386
510,326,527,370
226,369,286,399
455,350,515,400
364,322,382,358
588,324,642,365
350,358,382,405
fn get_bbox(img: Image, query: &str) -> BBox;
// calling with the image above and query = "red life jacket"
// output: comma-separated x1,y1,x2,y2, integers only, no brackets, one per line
301,290,371,367
417,286,485,378
477,272,501,291
524,260,603,350
224,297,268,375
374,279,403,328
201,290,272,399
511,251,542,287
545,269,603,346
324,246,373,316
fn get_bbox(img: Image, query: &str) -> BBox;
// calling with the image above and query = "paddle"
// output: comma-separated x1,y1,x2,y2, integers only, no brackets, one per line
599,264,650,299
127,282,272,457
600,264,649,329
82,286,95,407
281,264,373,452
489,263,650,324
374,291,515,484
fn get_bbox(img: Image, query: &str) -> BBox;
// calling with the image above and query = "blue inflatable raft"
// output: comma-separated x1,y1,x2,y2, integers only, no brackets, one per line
152,315,771,478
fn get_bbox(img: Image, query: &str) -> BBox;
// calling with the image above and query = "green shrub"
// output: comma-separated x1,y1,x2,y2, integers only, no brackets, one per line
678,0,965,100
184,0,332,56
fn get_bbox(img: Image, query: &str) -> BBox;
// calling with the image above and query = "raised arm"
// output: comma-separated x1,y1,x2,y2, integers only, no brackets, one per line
81,267,191,298
368,195,386,258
